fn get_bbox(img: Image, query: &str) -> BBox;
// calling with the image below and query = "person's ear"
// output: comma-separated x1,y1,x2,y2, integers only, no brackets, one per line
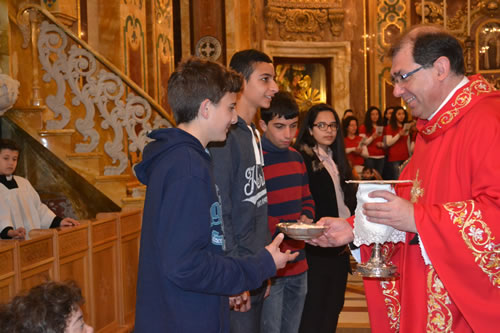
199,99,211,119
433,56,450,81
259,119,268,132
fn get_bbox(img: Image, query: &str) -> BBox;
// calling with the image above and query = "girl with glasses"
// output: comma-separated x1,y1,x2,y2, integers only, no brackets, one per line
294,104,356,333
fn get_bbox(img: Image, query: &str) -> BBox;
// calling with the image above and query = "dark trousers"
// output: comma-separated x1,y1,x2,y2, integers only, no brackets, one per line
229,282,267,333
364,157,385,178
299,247,350,333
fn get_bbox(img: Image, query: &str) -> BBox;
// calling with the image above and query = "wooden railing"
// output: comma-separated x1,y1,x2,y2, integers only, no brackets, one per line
0,209,142,333
15,4,175,176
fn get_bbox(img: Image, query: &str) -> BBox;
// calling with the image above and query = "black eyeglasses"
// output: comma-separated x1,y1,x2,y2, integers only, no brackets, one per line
313,122,338,131
391,66,423,85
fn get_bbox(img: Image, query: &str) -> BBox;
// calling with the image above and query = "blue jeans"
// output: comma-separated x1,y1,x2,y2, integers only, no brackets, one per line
364,157,385,178
229,282,267,333
261,272,308,333
388,160,404,180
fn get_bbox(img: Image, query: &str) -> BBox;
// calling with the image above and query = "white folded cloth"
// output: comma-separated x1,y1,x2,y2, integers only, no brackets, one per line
353,183,406,246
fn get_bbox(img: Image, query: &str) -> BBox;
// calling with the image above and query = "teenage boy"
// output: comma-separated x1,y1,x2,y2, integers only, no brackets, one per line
208,49,279,333
133,58,297,333
259,91,315,333
0,139,79,239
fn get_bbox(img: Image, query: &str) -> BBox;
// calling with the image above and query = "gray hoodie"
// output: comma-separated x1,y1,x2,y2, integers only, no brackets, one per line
209,116,271,258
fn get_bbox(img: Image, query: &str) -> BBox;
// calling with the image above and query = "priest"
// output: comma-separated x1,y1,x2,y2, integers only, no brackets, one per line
308,25,500,332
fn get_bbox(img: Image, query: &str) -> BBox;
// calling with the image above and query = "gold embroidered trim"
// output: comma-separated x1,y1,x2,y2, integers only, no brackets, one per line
381,280,400,332
422,78,493,136
380,243,400,332
426,267,453,332
444,201,500,287
410,170,424,204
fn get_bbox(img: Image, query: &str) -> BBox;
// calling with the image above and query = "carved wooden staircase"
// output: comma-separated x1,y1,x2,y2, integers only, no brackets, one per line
5,5,175,210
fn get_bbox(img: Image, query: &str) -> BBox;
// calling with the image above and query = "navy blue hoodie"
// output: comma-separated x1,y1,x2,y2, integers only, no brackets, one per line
134,128,276,332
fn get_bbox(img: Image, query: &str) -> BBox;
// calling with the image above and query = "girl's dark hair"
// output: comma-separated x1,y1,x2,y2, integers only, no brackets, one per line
342,116,359,137
365,106,382,134
0,281,84,333
294,103,356,203
389,106,408,131
383,106,394,126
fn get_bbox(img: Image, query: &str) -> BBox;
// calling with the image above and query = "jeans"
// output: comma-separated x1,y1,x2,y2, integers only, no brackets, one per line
364,157,385,178
261,272,308,333
387,160,404,180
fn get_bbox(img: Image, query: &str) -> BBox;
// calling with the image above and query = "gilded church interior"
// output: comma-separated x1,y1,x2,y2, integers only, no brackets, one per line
0,0,499,331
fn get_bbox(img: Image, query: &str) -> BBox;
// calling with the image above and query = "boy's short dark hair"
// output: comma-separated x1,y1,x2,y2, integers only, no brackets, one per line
229,49,273,81
0,139,20,152
167,57,243,124
260,91,299,124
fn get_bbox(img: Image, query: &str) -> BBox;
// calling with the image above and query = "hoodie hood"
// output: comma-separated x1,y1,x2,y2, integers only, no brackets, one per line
134,128,208,185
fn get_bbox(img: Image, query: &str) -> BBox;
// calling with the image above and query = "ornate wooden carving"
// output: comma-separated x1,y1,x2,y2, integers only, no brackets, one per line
265,0,345,41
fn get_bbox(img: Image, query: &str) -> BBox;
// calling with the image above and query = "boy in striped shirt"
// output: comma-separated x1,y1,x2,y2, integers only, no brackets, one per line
259,91,315,333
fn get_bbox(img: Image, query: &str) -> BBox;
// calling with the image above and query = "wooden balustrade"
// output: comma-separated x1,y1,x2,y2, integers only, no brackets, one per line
0,209,142,333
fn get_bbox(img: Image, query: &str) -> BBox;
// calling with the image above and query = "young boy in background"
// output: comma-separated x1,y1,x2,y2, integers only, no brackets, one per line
209,49,279,332
0,139,79,239
133,57,297,333
259,91,315,333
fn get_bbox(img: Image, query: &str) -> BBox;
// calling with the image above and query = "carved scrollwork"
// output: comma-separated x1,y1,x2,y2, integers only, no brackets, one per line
37,21,171,175
265,1,345,41
328,9,344,37
38,21,71,130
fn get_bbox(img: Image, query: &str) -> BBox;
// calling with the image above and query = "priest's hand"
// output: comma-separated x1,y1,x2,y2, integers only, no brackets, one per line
306,217,353,248
364,190,417,233
265,233,299,270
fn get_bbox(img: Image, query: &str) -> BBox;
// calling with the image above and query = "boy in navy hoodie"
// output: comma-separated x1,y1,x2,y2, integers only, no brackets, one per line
133,58,298,333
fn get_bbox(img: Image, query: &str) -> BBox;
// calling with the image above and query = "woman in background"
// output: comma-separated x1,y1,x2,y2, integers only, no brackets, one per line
384,106,411,179
359,106,385,176
382,106,394,126
343,116,367,176
294,104,356,333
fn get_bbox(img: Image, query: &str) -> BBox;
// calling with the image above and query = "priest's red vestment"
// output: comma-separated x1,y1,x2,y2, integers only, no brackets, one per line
361,75,500,332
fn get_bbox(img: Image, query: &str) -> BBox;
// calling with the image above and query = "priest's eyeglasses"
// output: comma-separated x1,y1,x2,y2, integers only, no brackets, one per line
313,122,338,131
391,66,423,85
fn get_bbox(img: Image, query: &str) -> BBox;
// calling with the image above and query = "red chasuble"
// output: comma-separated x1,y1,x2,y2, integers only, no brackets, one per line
361,75,500,332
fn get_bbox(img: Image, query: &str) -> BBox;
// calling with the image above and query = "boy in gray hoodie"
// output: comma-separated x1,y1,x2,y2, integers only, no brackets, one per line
209,49,279,333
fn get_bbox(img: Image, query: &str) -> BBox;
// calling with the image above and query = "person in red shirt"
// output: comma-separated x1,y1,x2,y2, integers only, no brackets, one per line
359,106,385,177
382,106,394,126
384,106,411,179
343,116,367,176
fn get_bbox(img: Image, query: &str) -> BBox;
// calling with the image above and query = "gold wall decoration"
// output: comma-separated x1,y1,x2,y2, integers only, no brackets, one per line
265,0,345,41
155,0,171,25
475,19,500,73
478,0,500,16
415,1,444,25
